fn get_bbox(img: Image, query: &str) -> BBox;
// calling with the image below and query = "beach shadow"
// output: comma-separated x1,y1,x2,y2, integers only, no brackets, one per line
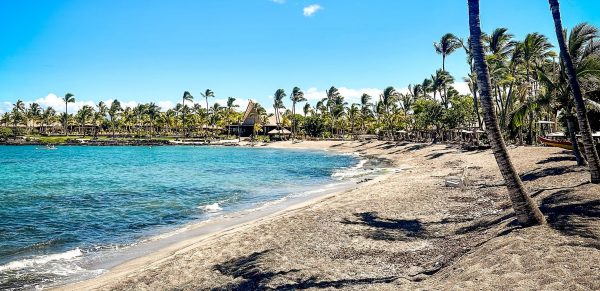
539,189,600,239
341,212,426,241
454,212,517,235
273,276,398,290
536,155,576,165
425,151,452,160
212,249,397,290
520,166,581,182
529,181,589,198
212,250,299,291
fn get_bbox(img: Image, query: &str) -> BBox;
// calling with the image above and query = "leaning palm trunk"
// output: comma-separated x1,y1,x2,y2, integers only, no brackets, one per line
567,116,586,166
548,0,600,183
469,0,545,226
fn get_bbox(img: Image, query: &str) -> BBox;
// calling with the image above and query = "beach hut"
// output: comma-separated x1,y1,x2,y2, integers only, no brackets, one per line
225,100,284,137
268,128,291,140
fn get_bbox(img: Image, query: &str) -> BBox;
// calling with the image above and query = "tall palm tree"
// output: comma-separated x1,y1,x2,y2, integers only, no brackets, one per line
273,89,286,137
226,97,239,138
27,103,42,134
11,100,25,138
108,99,122,139
468,0,545,226
147,102,161,138
41,107,56,134
434,33,462,71
181,91,193,136
347,104,359,139
326,86,342,136
548,0,600,184
303,103,312,117
290,86,306,141
434,33,461,104
380,86,399,139
360,93,372,134
201,89,215,127
62,93,75,135
77,105,94,137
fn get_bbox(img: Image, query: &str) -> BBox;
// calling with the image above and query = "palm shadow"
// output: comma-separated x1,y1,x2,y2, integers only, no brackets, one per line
211,249,397,290
341,212,426,241
539,189,600,239
536,155,576,165
520,166,582,182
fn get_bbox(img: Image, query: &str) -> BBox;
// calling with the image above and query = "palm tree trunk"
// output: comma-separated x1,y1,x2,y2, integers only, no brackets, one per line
567,116,586,166
469,0,545,226
548,0,600,183
292,102,296,142
64,102,68,136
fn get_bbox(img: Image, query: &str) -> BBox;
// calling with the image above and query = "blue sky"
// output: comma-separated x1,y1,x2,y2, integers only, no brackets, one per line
1,0,599,113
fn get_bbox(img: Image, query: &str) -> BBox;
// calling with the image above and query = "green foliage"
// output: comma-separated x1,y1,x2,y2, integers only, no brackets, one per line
0,127,13,140
303,115,326,137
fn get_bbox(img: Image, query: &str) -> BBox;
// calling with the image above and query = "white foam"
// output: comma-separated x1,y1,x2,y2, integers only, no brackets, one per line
0,248,83,272
197,202,223,212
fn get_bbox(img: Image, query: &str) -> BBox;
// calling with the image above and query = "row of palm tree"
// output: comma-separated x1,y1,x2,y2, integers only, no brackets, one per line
467,0,599,228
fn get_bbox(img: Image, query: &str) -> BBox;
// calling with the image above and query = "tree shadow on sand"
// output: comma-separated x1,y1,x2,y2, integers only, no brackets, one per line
211,249,397,291
535,155,576,165
520,166,583,182
539,188,600,239
341,212,426,241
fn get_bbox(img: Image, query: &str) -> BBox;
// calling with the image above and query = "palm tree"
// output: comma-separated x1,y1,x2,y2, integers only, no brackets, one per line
77,105,94,137
27,103,42,134
147,102,161,138
62,93,75,135
11,100,25,138
380,86,399,139
434,33,461,104
548,0,600,184
41,107,56,134
303,103,312,117
290,86,306,141
226,97,239,138
347,104,359,139
181,91,193,136
468,0,545,226
201,89,215,126
108,99,122,139
326,86,342,136
434,33,462,71
360,93,372,134
273,89,286,137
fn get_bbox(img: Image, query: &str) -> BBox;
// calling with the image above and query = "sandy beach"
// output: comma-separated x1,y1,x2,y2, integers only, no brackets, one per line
57,140,600,290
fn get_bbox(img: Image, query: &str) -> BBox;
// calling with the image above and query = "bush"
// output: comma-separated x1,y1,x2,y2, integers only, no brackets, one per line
303,116,326,138
0,127,12,140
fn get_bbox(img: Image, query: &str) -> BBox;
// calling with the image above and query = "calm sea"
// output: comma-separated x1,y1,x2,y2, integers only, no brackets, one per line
0,145,358,290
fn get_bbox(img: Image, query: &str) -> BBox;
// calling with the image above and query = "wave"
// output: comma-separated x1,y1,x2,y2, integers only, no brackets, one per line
197,202,223,213
0,248,83,273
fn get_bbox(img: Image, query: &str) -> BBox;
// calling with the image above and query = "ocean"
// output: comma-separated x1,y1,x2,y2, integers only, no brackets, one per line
0,145,360,290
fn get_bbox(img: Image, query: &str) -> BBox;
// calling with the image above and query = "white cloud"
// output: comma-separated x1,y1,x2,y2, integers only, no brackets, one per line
33,93,95,113
269,0,285,3
452,81,471,95
157,101,175,110
303,4,322,17
1,102,11,114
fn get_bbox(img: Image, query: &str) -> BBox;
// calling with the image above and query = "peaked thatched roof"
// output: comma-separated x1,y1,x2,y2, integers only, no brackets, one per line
240,100,278,126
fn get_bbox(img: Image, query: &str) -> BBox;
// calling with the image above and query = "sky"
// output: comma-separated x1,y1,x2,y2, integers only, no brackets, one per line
1,0,600,114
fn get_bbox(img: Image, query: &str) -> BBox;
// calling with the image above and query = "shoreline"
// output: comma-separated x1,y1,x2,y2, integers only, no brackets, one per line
51,143,394,290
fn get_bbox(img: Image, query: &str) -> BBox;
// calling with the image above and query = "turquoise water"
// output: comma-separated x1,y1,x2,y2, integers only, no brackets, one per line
0,146,357,290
